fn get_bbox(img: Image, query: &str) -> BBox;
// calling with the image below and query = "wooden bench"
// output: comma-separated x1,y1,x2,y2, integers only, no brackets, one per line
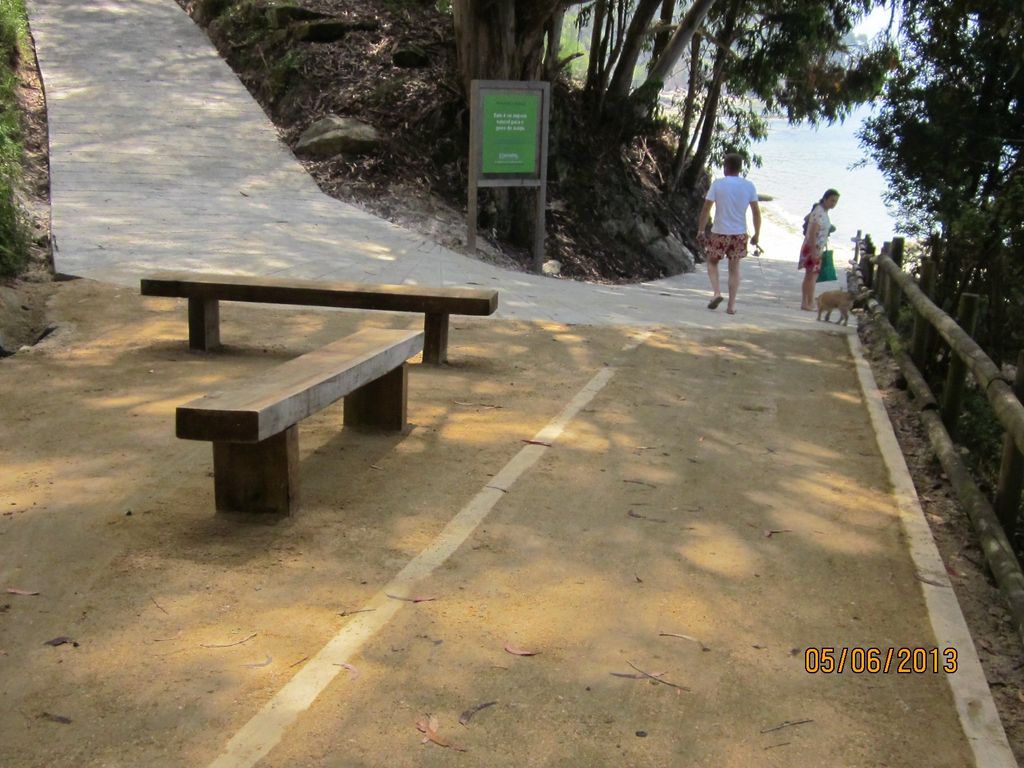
140,271,498,364
176,327,423,515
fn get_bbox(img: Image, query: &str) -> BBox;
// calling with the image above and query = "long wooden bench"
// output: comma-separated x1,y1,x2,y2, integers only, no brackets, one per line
140,272,498,364
177,327,423,515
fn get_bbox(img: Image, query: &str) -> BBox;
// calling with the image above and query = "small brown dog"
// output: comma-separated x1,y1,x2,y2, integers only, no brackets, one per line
816,289,854,325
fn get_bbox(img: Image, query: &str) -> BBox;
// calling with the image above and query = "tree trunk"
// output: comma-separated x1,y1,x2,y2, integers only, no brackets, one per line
680,54,726,188
666,33,702,191
452,0,561,96
641,0,717,92
543,7,565,81
585,0,608,94
606,0,663,102
649,0,677,72
678,0,740,187
452,1,515,96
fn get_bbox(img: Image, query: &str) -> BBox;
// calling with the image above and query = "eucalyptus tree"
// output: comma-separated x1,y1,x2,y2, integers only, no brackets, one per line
449,0,893,255
666,0,895,188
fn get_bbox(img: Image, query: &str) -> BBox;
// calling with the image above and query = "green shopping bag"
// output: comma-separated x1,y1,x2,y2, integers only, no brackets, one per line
817,249,837,282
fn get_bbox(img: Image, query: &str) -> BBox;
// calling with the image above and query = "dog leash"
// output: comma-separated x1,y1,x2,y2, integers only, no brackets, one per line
752,244,765,277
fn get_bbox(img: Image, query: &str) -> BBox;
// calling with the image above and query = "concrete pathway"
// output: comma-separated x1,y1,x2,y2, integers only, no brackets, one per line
29,0,841,332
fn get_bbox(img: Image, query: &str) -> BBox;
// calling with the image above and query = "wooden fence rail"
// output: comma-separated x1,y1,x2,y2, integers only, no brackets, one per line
852,244,1024,647
873,250,1024,461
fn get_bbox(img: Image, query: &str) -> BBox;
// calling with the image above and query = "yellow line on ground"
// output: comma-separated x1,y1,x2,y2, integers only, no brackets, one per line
206,332,653,768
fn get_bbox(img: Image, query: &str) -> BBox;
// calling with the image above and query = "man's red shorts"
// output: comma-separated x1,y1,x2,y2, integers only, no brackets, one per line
704,233,748,264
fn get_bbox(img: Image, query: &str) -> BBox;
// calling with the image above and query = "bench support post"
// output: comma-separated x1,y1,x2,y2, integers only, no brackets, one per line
212,426,299,515
423,313,449,365
188,297,220,351
344,365,407,431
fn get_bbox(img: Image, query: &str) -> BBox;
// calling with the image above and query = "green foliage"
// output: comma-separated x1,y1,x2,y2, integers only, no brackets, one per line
267,48,304,98
210,0,270,48
0,0,28,277
560,8,589,82
728,0,895,125
860,0,1023,361
955,386,1006,497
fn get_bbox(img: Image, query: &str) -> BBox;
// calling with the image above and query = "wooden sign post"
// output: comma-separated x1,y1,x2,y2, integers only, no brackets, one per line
467,80,551,273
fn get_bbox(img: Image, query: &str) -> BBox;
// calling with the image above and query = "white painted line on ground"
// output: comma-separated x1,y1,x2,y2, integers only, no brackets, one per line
847,332,1016,767
206,332,654,768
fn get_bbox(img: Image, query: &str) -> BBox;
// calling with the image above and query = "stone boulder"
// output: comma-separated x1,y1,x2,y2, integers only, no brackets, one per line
194,0,232,25
392,44,430,68
265,4,331,28
292,18,380,43
541,259,562,277
295,117,383,158
645,234,695,274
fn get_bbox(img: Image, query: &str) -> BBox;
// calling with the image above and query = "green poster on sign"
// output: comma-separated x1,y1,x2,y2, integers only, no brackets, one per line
482,92,540,175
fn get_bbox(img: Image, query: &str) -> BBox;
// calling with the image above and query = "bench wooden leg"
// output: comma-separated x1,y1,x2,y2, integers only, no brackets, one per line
188,297,220,351
423,312,449,365
344,365,407,431
212,426,299,514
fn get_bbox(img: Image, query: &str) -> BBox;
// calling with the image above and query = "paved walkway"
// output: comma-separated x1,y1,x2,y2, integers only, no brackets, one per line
29,0,840,331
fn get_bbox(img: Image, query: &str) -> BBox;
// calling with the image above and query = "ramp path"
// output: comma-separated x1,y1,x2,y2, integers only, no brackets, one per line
34,0,824,330
0,0,1014,766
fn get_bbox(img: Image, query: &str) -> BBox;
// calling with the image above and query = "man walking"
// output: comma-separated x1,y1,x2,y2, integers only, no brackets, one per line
696,153,761,314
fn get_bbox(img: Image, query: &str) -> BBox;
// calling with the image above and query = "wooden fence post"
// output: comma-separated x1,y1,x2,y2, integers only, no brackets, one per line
886,237,906,325
911,259,937,369
860,240,876,289
890,236,905,267
940,293,981,437
995,351,1024,540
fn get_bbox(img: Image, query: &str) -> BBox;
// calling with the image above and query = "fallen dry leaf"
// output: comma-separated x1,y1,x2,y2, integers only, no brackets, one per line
659,632,709,651
200,632,257,649
611,670,667,680
386,594,437,603
416,715,467,751
504,643,540,656
335,662,360,680
5,588,40,596
43,636,77,647
626,660,689,690
627,510,667,523
39,712,72,724
459,700,497,726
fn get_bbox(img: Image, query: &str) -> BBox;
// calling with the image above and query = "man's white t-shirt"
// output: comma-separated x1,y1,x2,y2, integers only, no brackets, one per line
705,176,758,235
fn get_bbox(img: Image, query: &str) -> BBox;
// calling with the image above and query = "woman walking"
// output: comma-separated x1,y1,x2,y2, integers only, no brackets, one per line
799,189,840,310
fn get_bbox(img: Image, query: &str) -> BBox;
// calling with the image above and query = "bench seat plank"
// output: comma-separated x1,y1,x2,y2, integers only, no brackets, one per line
177,328,423,443
141,272,498,315
142,272,496,363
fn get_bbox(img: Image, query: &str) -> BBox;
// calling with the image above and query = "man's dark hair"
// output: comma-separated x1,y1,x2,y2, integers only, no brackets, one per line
723,153,743,174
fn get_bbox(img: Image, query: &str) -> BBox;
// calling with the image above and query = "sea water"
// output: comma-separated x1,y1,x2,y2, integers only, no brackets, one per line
744,103,901,258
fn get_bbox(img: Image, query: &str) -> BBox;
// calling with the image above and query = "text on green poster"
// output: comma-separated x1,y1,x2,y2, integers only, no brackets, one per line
482,92,540,175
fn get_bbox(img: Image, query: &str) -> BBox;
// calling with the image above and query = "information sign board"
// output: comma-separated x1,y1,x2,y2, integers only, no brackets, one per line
481,92,540,175
468,80,550,271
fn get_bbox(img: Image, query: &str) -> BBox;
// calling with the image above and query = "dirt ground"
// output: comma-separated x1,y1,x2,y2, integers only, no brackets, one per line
0,278,1004,767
